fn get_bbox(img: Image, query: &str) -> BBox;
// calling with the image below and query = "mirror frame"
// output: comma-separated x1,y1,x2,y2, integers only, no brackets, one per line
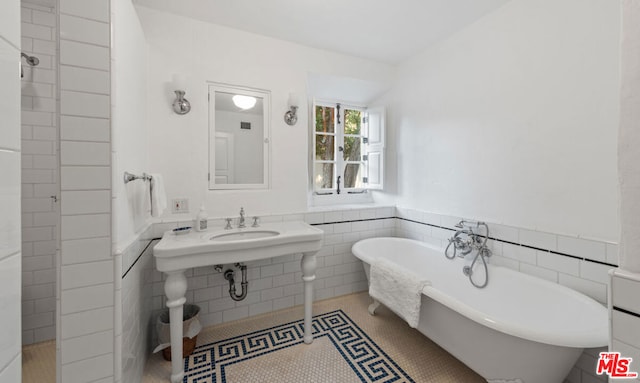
208,83,271,190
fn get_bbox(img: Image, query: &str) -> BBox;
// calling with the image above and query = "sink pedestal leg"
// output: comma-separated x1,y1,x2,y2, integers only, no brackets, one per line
301,252,317,344
165,270,187,383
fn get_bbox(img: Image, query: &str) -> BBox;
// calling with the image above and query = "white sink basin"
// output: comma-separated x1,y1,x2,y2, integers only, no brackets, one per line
210,230,280,242
153,221,323,272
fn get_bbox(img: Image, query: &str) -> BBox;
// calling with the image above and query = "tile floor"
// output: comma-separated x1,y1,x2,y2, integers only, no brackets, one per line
144,292,483,382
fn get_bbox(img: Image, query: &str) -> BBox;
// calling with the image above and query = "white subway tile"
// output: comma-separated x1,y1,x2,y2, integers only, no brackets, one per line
22,312,54,330
580,261,613,284
304,212,324,224
375,207,394,218
613,275,640,314
61,260,113,290
61,237,110,265
342,210,360,221
60,14,109,47
61,214,110,240
61,91,110,119
60,41,109,71
502,243,536,264
249,301,273,316
61,166,110,190
537,251,580,276
490,224,519,243
519,229,557,251
558,236,607,262
31,9,56,27
32,39,56,55
60,65,110,94
60,0,110,22
222,306,248,322
21,22,51,40
22,255,54,272
60,116,110,142
324,211,342,222
559,274,607,303
21,82,53,98
32,154,56,169
61,190,110,215
360,209,376,220
61,283,114,314
606,243,619,265
60,353,113,383
23,283,55,300
22,110,53,126
61,330,113,364
613,310,640,349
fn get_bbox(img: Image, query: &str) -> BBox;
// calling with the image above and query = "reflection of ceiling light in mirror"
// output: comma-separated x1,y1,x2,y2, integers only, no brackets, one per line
232,95,257,110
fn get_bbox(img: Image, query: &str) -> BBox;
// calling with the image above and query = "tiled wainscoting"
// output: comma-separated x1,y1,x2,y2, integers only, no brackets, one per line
20,1,58,346
610,270,640,383
393,206,615,383
121,205,616,383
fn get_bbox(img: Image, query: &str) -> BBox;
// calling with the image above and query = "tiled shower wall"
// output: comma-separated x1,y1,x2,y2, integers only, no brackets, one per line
20,1,58,346
58,0,114,381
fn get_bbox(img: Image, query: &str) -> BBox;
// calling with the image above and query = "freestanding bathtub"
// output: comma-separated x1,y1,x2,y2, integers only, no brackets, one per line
352,237,608,383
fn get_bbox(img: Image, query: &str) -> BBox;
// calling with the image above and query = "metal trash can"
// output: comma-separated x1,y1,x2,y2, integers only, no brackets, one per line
153,304,202,361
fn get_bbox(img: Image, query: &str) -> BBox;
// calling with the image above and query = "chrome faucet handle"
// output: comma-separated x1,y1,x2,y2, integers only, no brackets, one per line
252,216,260,227
238,207,246,228
224,218,233,230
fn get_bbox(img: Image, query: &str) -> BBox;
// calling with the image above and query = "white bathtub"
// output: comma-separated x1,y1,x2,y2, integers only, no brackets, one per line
352,237,608,383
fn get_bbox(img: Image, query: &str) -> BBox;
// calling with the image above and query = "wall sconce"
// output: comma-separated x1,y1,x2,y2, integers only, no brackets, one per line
172,74,191,115
284,93,299,125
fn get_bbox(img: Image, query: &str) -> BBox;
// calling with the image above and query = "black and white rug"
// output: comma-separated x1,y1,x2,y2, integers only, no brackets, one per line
182,310,414,383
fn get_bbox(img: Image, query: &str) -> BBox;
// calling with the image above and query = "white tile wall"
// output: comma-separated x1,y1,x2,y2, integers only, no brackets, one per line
58,0,113,379
20,3,57,345
610,270,640,383
392,207,615,383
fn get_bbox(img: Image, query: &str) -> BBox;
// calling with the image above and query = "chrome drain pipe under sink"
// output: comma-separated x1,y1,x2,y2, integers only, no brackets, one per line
224,263,248,301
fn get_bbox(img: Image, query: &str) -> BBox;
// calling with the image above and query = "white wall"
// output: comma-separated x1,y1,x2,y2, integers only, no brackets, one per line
137,5,395,220
0,0,23,379
378,0,620,242
112,0,149,253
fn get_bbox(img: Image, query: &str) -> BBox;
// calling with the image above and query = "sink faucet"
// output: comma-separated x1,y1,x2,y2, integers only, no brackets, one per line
238,207,246,228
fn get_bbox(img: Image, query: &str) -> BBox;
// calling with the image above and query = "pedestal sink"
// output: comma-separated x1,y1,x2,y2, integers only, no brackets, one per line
153,220,323,383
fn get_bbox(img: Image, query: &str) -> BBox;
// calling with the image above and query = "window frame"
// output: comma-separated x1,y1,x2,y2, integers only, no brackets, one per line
312,100,367,196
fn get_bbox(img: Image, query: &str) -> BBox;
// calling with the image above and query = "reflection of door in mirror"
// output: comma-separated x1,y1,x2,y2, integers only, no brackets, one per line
214,132,234,184
208,84,270,190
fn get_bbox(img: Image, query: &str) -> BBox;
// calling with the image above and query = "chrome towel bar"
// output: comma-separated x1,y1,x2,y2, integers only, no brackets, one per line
123,171,152,184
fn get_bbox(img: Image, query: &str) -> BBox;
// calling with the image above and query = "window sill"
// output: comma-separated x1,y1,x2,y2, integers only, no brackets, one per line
309,191,374,207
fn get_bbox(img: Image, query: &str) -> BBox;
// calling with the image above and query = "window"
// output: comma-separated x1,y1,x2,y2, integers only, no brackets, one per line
312,101,385,196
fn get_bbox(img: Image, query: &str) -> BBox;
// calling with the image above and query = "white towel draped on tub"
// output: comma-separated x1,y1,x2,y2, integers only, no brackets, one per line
149,173,167,217
369,257,430,328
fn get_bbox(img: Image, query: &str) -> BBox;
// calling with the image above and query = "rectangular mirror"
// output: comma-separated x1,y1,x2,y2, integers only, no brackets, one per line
208,83,270,190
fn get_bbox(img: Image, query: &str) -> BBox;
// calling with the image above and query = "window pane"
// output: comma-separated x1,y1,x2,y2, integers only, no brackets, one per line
344,109,362,135
343,164,363,188
314,163,334,189
315,134,335,161
342,136,361,161
315,106,335,133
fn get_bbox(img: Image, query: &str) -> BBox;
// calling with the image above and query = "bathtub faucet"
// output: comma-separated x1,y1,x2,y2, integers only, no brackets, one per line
445,220,492,288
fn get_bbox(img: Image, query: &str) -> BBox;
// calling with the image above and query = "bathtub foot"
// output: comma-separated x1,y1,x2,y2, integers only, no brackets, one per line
368,299,381,315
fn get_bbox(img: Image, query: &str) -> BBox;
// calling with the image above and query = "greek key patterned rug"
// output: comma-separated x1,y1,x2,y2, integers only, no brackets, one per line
182,310,414,383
